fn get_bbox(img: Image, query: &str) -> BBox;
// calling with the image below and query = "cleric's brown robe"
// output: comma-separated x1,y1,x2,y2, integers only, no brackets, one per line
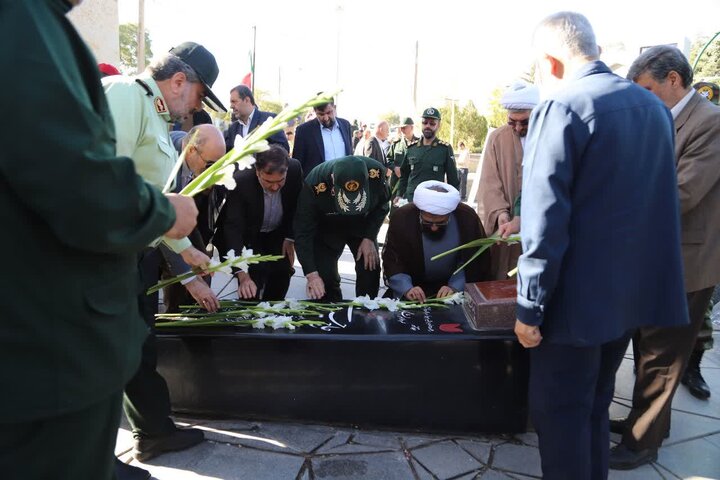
475,125,523,280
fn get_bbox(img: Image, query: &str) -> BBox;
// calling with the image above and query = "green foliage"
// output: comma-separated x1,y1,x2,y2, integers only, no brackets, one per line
119,23,152,72
436,100,489,153
255,89,283,114
486,87,507,129
690,34,720,80
380,111,401,125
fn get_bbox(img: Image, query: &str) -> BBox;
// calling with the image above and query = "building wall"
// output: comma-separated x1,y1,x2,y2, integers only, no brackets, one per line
68,0,119,65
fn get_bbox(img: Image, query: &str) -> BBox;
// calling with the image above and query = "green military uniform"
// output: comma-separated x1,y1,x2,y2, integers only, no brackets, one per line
294,156,390,301
398,137,459,201
387,133,420,193
0,1,175,478
397,108,459,201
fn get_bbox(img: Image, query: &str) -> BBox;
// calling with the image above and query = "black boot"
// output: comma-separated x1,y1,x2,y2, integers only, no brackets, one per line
681,350,711,400
115,458,150,480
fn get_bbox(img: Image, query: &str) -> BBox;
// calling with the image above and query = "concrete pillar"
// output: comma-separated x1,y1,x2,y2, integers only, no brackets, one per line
67,0,119,65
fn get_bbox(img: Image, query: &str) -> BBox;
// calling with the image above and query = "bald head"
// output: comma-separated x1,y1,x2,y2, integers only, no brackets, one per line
183,124,226,175
375,121,389,141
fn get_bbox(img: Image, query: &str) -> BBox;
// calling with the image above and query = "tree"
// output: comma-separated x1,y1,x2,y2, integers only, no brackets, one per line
437,100,488,152
119,23,152,73
689,34,720,82
380,111,401,126
254,89,282,114
486,87,507,129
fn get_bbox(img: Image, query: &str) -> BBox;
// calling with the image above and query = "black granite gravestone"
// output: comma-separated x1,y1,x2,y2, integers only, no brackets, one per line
156,304,529,433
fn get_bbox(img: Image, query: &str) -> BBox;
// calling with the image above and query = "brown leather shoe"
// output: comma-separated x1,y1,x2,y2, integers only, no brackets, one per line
133,427,204,462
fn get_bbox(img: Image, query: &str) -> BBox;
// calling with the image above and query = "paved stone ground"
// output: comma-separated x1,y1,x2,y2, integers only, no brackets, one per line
125,248,720,479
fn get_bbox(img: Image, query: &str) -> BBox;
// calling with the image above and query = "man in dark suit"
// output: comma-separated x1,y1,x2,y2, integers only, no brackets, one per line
292,96,353,176
363,120,390,167
608,46,720,469
1,1,198,478
224,85,289,153
515,12,688,479
219,145,303,300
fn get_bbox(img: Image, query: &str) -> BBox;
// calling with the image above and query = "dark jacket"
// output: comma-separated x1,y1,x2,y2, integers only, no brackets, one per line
517,60,688,345
382,203,491,294
220,158,303,256
1,0,175,422
292,117,353,176
364,136,387,166
224,107,290,153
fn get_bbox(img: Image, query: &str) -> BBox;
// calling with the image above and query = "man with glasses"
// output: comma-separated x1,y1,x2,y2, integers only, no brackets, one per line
162,124,227,314
219,145,304,300
383,181,491,302
476,82,538,279
397,108,459,202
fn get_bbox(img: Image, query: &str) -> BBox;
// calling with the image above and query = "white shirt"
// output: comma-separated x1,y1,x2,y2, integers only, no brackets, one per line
670,89,695,120
237,107,257,137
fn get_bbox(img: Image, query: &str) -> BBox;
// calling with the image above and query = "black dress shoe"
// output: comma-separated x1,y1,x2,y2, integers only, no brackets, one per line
609,417,627,435
681,351,711,400
608,444,657,470
115,458,151,480
133,427,204,462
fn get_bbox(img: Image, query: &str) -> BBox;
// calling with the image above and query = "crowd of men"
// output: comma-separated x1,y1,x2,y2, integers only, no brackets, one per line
2,2,718,480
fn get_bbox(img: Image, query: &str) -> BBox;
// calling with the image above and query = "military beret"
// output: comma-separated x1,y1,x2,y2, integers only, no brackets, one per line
421,107,441,120
402,117,414,126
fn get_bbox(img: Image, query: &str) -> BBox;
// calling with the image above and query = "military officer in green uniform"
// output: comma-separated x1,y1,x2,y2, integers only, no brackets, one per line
295,156,390,301
397,107,460,202
1,1,200,479
388,116,420,196
103,42,227,466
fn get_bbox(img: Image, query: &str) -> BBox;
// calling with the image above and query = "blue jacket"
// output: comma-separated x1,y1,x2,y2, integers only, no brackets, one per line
517,61,688,346
224,107,290,153
292,117,353,176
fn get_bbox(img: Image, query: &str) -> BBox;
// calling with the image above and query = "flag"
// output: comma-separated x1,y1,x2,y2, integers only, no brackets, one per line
241,72,252,89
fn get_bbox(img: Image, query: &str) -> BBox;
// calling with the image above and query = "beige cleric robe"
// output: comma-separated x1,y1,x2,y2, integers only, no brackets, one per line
476,124,523,280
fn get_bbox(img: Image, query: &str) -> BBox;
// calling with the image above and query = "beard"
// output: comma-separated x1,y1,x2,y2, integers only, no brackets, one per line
422,129,435,139
421,225,446,240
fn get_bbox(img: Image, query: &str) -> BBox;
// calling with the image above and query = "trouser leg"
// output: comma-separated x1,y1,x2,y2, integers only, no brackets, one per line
347,236,380,298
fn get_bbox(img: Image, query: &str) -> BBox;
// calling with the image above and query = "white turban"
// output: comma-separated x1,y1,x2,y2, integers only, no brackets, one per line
413,181,461,215
500,81,539,110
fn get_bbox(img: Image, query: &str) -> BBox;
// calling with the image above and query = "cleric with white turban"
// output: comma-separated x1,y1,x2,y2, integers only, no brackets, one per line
382,181,491,302
500,81,540,111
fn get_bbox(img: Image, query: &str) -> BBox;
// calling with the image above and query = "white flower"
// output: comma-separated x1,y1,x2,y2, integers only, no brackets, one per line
396,198,409,208
377,297,402,312
223,249,238,262
241,247,254,257
265,315,295,330
442,292,465,305
208,258,232,275
353,295,380,311
270,301,287,311
233,134,246,150
216,165,236,190
286,298,302,310
251,318,266,329
257,302,271,310
236,154,257,171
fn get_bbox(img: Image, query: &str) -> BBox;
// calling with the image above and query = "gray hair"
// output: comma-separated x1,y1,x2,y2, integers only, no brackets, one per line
148,54,201,83
627,45,693,88
536,12,599,60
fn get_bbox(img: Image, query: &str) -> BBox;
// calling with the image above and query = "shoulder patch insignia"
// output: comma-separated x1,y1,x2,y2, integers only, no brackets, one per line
437,139,449,146
368,168,380,179
314,182,327,194
154,97,167,114
408,139,419,147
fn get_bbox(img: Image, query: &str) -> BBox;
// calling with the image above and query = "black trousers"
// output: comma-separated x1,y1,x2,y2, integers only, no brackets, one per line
123,249,175,438
624,286,714,450
529,333,630,480
315,236,380,302
247,229,293,301
0,391,122,480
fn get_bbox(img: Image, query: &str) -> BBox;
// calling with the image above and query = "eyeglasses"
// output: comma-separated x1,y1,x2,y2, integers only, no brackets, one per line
419,215,449,227
195,148,215,168
507,118,529,128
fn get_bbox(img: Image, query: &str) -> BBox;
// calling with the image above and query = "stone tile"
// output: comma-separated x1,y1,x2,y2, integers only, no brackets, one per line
315,430,354,452
206,422,337,454
404,434,448,449
456,439,492,464
410,459,436,480
669,380,720,421
512,432,538,448
664,410,720,445
115,427,134,456
455,470,483,479
352,431,403,449
192,419,257,431
656,438,720,479
607,463,664,479
411,440,483,479
311,452,414,480
320,443,396,454
705,432,720,449
613,357,636,401
477,470,516,479
135,442,304,480
490,443,542,477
